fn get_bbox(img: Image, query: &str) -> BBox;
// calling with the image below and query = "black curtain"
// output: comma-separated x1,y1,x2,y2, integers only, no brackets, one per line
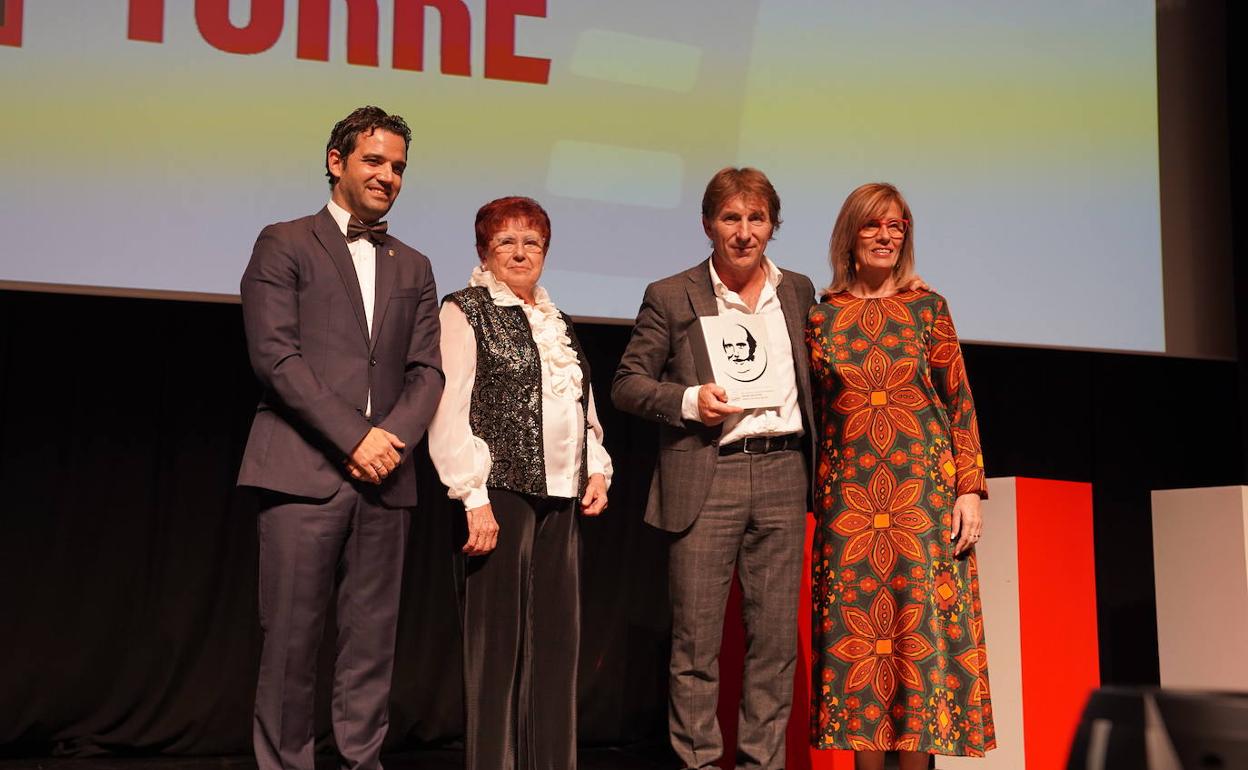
1,288,1244,757
0,292,670,757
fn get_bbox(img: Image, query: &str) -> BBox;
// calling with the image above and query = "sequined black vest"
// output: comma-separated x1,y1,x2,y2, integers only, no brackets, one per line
447,286,591,498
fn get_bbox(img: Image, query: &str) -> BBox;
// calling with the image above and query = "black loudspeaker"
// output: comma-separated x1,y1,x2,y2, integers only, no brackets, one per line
1066,686,1248,770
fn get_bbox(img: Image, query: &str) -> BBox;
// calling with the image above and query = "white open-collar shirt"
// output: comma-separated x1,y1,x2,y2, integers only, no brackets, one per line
327,199,376,416
680,256,803,445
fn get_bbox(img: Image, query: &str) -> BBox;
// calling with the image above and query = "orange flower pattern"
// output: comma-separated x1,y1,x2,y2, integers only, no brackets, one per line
832,347,929,456
807,290,994,757
834,465,933,580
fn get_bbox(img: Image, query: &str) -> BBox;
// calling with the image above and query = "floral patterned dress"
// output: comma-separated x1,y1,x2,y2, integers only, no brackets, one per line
806,289,995,757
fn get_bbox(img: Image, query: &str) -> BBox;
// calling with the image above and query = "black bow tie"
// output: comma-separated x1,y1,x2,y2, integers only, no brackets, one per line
346,216,388,245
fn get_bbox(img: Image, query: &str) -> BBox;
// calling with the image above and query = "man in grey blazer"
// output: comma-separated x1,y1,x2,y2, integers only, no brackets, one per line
238,106,443,770
613,168,815,770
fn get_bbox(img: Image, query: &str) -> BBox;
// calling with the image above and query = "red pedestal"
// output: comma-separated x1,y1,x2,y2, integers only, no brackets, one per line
714,515,853,770
714,477,1099,770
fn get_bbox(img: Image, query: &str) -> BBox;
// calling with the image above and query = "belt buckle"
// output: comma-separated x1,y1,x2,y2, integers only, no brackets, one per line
742,437,764,455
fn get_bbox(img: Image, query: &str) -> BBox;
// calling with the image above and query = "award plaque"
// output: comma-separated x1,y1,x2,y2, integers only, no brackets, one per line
693,311,784,409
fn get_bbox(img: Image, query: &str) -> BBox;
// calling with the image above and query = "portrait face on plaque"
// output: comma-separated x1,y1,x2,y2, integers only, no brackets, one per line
720,324,768,382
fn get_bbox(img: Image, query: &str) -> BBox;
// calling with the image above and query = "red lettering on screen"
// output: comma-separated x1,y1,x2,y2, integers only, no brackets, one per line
484,0,549,85
127,0,163,42
122,0,549,82
196,0,283,55
1,0,24,47
393,0,470,76
297,0,379,66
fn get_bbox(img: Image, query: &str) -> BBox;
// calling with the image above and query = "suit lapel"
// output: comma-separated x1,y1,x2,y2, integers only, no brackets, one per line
778,274,808,375
312,208,370,344
369,237,397,352
685,258,718,318
777,271,814,422
684,260,722,436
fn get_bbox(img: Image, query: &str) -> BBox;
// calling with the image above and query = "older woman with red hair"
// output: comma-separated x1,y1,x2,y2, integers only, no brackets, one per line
428,196,612,770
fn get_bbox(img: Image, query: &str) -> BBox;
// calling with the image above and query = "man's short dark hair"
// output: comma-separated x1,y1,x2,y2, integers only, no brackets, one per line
325,106,413,187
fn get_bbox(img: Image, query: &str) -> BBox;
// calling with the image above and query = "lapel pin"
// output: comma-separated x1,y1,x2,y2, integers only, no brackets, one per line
388,249,395,257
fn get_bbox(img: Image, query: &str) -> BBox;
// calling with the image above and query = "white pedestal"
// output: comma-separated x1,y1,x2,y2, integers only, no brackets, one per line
939,477,1025,770
938,477,1099,770
1152,485,1248,690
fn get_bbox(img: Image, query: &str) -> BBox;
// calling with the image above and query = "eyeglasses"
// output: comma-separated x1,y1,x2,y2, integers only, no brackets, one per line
490,237,545,255
858,218,909,238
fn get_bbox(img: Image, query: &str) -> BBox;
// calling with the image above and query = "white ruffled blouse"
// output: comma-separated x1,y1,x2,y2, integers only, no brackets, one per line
428,267,613,509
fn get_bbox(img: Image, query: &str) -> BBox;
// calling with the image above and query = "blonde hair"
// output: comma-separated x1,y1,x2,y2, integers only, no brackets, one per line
825,182,915,296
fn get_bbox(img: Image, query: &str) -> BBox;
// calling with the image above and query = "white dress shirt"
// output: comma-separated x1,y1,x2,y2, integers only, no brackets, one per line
428,267,613,510
326,199,376,417
680,257,803,445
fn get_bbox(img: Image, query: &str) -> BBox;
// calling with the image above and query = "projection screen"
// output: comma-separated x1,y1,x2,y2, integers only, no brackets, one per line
0,0,1162,352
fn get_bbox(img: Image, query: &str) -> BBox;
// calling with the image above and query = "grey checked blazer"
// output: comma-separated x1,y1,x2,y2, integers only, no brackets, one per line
612,259,816,533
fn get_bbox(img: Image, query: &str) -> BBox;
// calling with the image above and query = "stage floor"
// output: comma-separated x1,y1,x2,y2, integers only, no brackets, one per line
0,748,673,770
